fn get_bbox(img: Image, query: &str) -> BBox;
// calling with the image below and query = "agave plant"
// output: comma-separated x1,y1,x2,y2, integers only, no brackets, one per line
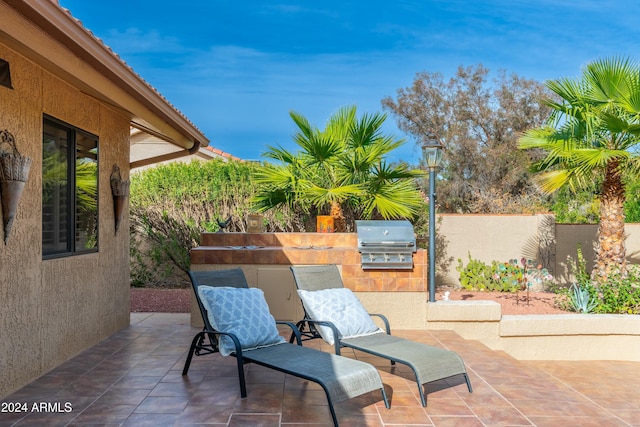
568,283,598,313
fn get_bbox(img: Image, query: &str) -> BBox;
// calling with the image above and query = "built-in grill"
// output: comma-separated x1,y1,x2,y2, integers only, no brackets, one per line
356,220,416,270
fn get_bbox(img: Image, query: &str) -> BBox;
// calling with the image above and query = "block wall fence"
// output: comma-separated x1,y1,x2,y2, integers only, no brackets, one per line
438,214,640,287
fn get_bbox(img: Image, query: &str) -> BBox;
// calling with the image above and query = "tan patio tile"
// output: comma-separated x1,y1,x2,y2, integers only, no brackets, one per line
174,403,233,424
3,313,640,427
470,405,532,426
430,416,484,427
228,413,281,427
376,404,431,425
527,415,630,427
424,397,474,416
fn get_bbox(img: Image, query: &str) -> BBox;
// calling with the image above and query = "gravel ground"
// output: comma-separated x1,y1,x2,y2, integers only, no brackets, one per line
130,288,191,313
130,287,569,315
438,289,569,315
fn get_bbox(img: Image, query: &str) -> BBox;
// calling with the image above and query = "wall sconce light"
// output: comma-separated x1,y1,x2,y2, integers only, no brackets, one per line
0,59,13,89
0,130,32,244
110,164,130,234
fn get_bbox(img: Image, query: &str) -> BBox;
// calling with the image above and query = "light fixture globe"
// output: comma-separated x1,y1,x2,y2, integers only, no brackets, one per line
421,133,443,169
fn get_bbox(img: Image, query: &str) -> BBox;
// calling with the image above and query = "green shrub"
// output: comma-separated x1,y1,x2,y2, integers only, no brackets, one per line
556,246,640,314
456,253,495,291
595,269,640,314
129,159,302,287
624,179,640,223
457,254,554,292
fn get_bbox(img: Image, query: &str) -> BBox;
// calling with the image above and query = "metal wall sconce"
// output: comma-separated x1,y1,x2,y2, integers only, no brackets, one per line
110,164,130,234
0,130,32,244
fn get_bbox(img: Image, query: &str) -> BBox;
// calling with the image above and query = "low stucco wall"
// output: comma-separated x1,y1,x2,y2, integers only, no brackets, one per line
423,299,640,361
190,284,640,362
358,293,639,361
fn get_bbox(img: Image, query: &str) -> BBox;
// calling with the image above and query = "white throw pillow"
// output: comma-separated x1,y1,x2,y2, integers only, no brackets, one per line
198,286,285,356
297,288,382,345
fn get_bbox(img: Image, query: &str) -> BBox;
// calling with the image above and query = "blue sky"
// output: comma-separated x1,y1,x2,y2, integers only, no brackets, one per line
60,1,640,164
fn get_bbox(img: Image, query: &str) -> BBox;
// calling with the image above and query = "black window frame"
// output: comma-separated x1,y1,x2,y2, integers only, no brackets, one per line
42,115,99,259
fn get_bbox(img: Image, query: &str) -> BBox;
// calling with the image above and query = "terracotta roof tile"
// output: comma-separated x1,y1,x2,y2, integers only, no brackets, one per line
204,145,242,161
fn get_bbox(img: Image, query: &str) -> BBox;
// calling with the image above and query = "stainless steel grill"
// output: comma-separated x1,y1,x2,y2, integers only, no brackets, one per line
356,220,416,270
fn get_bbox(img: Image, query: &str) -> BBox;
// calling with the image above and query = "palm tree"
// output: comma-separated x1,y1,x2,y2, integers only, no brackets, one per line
519,57,640,281
252,106,424,231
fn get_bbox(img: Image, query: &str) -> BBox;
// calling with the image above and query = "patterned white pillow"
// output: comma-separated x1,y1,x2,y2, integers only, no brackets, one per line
297,288,382,345
197,286,286,356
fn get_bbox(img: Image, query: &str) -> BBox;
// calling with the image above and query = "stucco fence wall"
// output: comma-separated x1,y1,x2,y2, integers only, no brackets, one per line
437,213,640,287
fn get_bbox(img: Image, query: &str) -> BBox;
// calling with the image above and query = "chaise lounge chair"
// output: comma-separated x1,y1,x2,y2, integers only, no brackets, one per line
290,264,473,406
182,268,389,427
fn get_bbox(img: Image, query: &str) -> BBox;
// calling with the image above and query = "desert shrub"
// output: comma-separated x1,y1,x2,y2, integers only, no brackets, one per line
559,271,640,314
456,253,495,291
594,269,640,314
555,246,640,314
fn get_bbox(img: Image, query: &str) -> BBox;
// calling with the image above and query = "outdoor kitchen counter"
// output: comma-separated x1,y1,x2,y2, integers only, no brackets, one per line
190,233,428,293
189,244,358,265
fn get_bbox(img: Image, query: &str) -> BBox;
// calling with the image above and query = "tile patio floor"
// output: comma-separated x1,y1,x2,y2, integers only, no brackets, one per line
1,312,639,426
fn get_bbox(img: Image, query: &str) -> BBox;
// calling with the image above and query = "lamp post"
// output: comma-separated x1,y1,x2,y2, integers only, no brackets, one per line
421,133,443,303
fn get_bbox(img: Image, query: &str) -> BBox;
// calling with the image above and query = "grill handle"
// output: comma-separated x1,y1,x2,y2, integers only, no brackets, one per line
360,241,413,247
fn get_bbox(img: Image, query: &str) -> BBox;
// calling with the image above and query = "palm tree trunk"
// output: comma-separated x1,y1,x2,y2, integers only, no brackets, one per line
593,160,626,281
330,201,346,232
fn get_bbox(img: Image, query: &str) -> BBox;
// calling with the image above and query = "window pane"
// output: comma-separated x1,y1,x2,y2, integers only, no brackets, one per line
43,117,99,257
75,133,98,251
42,122,70,255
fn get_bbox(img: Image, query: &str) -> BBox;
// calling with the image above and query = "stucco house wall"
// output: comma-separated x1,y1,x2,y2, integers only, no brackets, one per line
0,41,131,398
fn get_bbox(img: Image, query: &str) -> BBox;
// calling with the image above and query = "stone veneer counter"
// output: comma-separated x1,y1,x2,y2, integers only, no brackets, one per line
190,232,428,292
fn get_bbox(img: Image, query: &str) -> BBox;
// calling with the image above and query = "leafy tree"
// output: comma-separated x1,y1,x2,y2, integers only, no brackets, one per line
551,186,601,224
382,64,553,213
252,106,424,231
519,57,640,280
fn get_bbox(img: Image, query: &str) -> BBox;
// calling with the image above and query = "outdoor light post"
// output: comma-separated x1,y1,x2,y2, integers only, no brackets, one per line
421,134,443,303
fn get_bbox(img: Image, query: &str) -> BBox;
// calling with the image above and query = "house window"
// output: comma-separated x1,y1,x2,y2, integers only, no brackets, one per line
42,116,98,258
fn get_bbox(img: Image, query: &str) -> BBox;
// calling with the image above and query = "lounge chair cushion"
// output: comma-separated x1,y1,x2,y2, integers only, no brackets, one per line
198,286,285,356
297,288,382,345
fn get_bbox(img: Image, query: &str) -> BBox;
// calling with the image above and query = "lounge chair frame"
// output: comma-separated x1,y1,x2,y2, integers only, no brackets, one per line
183,268,390,427
290,264,473,407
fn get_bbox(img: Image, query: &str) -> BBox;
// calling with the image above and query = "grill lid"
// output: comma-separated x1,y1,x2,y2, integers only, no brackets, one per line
356,220,416,247
356,220,416,269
